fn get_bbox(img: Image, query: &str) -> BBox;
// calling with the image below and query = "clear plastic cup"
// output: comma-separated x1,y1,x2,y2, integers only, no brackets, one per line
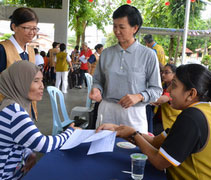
130,153,148,180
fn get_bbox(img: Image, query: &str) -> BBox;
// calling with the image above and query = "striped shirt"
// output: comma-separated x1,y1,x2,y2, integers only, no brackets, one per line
0,103,74,180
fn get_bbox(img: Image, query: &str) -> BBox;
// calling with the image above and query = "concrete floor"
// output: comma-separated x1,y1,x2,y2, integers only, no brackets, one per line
34,86,88,161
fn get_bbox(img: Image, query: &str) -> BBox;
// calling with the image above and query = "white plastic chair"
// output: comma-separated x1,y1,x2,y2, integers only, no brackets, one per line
47,86,74,135
70,73,93,126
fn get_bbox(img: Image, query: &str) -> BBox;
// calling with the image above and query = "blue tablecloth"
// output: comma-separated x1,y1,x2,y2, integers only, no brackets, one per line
23,138,166,180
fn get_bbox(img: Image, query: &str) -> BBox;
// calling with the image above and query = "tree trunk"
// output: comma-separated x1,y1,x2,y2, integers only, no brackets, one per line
168,35,174,62
81,21,88,44
174,36,181,65
76,33,81,46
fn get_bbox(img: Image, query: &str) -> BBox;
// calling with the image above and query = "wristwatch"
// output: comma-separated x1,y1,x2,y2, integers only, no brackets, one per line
129,131,142,144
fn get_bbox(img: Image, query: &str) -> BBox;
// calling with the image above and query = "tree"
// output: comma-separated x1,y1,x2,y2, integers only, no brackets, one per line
68,0,115,46
4,0,62,8
143,0,207,63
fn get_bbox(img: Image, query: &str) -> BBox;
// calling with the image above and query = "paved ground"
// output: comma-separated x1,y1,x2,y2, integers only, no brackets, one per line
34,86,87,161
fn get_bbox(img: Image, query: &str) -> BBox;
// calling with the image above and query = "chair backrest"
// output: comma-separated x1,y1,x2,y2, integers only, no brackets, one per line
85,73,93,108
47,86,74,134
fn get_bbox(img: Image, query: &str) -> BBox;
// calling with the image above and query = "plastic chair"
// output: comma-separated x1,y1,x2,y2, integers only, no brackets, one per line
70,73,93,126
47,86,74,135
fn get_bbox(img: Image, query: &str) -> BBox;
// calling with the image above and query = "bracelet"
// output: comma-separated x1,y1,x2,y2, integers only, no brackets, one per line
129,131,142,144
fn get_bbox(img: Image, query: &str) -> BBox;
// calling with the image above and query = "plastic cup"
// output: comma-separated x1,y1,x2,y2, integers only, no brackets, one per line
130,153,148,180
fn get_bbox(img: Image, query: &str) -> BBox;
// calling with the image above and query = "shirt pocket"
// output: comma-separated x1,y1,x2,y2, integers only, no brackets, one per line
127,67,146,85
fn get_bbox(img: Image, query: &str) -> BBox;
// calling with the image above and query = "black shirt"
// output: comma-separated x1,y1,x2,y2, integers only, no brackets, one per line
161,107,208,164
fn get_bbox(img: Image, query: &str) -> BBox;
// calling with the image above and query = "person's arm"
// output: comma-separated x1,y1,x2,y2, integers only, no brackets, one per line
140,52,163,103
118,94,144,108
10,105,75,153
92,51,105,94
96,123,170,170
0,44,7,73
66,53,73,72
151,95,170,106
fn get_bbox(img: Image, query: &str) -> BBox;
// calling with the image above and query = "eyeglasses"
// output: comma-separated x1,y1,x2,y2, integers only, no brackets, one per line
161,71,173,75
19,26,40,33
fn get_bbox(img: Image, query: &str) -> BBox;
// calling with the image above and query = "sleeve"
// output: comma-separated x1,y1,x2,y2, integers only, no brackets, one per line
10,108,74,153
159,107,208,166
0,44,7,73
66,53,71,62
92,50,106,93
141,51,162,102
88,54,96,64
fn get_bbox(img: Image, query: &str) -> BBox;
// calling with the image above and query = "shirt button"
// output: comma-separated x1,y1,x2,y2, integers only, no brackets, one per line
120,66,123,69
123,51,125,53
122,58,124,61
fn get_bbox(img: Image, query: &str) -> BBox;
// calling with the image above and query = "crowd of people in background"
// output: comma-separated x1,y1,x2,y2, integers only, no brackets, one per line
1,4,211,180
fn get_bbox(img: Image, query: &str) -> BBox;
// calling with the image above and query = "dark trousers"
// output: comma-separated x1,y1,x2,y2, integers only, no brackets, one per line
146,105,154,133
78,69,87,87
50,67,56,84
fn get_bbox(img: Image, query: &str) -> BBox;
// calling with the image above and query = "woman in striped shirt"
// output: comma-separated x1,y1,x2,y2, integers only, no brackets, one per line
0,61,76,180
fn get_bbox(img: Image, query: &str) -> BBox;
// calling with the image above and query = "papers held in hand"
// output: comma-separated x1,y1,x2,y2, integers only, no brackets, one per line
60,129,116,155
79,55,87,63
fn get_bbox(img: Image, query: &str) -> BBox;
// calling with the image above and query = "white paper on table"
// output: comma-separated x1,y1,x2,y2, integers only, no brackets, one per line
87,131,116,155
79,55,87,63
60,129,116,155
60,130,95,150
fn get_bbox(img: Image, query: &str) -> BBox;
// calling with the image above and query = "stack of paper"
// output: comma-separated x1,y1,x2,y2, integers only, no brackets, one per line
60,130,116,155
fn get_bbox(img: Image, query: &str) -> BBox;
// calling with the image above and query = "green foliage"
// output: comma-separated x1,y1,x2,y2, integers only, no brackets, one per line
69,0,114,45
201,55,211,70
104,32,118,48
4,0,62,8
0,33,12,40
68,36,76,48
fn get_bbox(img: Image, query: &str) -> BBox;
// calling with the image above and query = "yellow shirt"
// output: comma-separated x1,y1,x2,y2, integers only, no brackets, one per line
152,43,166,66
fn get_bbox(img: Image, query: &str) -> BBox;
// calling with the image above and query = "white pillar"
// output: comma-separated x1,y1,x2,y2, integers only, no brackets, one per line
181,0,191,64
54,0,69,45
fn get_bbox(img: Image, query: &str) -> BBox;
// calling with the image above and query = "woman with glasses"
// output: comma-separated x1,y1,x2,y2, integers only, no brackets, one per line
152,64,181,135
0,7,39,120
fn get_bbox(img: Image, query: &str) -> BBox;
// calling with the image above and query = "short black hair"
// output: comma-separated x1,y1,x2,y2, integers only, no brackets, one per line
10,7,38,31
144,34,154,44
74,45,79,51
52,42,59,48
165,63,177,73
60,43,66,51
112,4,142,36
94,44,103,51
176,64,211,101
40,51,46,57
34,48,39,54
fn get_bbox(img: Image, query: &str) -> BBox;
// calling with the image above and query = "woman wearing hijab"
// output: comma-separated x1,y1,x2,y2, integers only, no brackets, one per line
0,7,39,120
0,61,76,180
97,64,211,179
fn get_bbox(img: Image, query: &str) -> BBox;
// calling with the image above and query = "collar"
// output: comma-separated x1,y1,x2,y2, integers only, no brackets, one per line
9,35,28,54
95,52,100,56
188,101,209,107
152,42,157,48
116,40,139,53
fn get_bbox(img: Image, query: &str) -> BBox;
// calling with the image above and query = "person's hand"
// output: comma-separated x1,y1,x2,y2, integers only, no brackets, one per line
96,123,119,133
118,94,143,108
69,123,82,130
150,95,170,106
150,102,160,106
70,67,74,72
21,153,36,174
115,125,136,139
89,88,102,102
